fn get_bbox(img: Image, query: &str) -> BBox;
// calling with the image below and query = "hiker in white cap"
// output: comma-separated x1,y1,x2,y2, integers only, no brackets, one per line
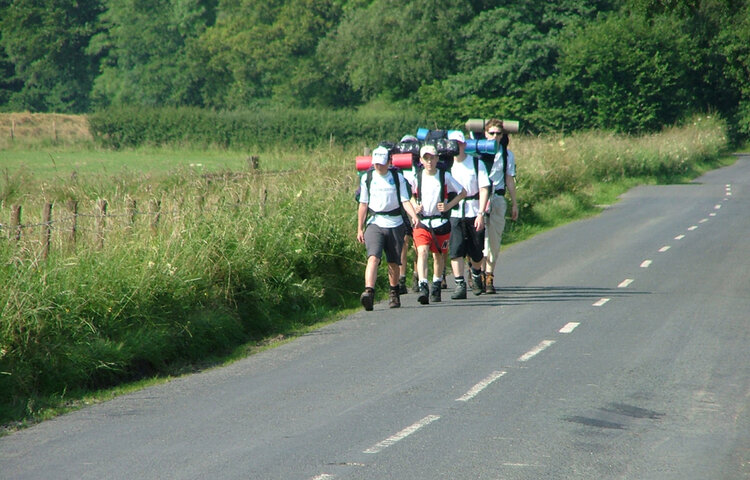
446,130,491,299
357,146,419,311
410,144,466,305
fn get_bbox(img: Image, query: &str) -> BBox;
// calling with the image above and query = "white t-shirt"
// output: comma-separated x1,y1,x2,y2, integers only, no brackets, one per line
359,169,410,228
450,155,491,218
487,149,516,191
411,169,463,229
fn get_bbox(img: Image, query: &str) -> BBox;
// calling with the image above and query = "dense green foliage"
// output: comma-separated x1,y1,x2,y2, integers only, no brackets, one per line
1,0,750,138
87,104,429,149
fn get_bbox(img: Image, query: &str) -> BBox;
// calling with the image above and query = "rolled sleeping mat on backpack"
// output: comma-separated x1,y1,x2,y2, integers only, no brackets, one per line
465,139,498,155
465,118,520,134
416,127,430,141
355,153,413,171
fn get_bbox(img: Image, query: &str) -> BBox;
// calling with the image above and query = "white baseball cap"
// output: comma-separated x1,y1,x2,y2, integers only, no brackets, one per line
371,146,390,165
447,130,466,143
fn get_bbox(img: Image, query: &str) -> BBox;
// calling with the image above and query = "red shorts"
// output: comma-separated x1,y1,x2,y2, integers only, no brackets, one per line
413,225,451,254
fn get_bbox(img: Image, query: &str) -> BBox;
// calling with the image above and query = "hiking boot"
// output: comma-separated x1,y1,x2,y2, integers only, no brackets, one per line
412,272,421,293
471,271,484,296
417,281,429,305
484,273,496,294
360,288,374,311
389,287,401,308
430,281,442,303
398,276,408,295
451,279,467,299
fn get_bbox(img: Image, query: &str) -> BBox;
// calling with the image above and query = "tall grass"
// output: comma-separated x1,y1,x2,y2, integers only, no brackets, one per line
0,158,364,422
509,115,727,229
0,114,730,426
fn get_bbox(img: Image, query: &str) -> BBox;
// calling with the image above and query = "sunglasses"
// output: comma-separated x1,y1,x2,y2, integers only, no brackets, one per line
486,131,502,136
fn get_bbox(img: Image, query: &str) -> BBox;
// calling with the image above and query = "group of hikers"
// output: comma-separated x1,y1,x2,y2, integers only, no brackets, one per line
356,118,519,311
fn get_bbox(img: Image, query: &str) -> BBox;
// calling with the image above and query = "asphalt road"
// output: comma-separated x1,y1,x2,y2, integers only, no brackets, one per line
2,156,749,480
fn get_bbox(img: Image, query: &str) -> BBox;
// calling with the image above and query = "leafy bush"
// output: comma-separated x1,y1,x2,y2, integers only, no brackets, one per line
88,105,430,150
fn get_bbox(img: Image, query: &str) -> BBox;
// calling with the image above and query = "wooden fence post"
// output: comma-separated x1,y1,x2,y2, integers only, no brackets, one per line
127,198,137,231
150,199,161,234
67,199,78,247
10,119,15,142
42,203,52,260
259,187,267,215
247,156,259,170
97,199,107,249
10,205,21,242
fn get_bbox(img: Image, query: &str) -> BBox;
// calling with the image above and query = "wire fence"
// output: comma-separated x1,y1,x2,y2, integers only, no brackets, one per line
0,187,271,260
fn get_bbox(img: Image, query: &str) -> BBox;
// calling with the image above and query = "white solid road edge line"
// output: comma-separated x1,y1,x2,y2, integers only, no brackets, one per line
456,370,507,402
363,415,441,454
518,340,556,362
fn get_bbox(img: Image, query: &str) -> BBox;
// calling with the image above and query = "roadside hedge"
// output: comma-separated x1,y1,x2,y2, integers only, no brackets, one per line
88,106,430,150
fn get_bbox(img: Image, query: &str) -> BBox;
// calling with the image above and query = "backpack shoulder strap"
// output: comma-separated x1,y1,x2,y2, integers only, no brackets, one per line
365,168,374,196
416,168,423,203
439,167,447,201
390,168,402,202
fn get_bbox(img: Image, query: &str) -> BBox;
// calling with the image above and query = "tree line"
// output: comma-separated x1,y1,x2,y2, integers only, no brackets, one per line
1,0,749,139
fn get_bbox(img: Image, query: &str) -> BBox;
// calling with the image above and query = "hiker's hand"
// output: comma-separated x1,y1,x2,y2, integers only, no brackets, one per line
474,214,485,232
356,228,365,244
436,202,445,212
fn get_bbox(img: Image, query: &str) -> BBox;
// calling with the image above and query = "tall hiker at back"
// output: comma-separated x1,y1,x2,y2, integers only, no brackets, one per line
447,130,491,299
482,119,519,294
410,145,466,305
357,146,419,311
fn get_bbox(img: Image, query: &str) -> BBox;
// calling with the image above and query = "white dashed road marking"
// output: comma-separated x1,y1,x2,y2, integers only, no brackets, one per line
559,322,580,333
593,298,610,307
518,340,555,362
675,234,685,240
618,278,634,288
658,246,671,252
688,225,698,231
640,260,652,268
363,415,441,454
456,371,507,402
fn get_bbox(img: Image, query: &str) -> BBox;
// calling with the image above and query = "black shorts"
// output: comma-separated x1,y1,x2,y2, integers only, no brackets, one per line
364,223,407,264
449,217,485,262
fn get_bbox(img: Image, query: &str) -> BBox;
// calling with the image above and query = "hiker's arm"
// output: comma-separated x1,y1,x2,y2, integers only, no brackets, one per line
474,186,490,231
356,203,368,243
401,199,419,227
441,188,466,212
506,174,519,221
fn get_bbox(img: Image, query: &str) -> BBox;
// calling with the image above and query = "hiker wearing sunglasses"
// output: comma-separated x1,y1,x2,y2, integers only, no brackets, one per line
409,144,467,305
482,119,519,294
